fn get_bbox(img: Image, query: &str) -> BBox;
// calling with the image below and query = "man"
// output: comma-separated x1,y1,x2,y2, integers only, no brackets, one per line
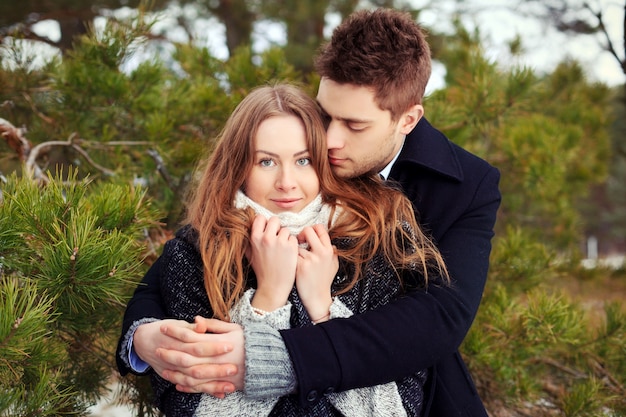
117,8,501,416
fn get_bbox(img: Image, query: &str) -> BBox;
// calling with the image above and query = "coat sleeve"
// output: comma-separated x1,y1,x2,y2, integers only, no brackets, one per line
115,255,167,376
279,166,501,406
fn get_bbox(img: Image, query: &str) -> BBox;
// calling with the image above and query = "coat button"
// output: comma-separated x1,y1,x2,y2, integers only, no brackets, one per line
306,390,318,402
323,387,335,395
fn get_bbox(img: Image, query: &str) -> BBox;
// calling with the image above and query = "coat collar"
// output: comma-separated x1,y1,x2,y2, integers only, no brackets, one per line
393,117,464,182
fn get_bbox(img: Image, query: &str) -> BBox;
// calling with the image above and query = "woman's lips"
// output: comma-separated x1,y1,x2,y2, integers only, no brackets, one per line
271,198,301,209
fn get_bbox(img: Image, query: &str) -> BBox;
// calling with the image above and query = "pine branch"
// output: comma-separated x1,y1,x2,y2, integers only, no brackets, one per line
57,331,117,371
147,148,176,190
583,2,626,74
587,355,626,396
25,132,115,182
2,119,159,184
86,140,153,147
69,138,116,177
21,92,55,125
0,118,31,161
532,356,587,379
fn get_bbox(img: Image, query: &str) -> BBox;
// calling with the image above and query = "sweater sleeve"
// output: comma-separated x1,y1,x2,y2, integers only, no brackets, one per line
118,317,159,373
194,290,293,417
115,256,167,376
234,289,297,398
242,296,349,399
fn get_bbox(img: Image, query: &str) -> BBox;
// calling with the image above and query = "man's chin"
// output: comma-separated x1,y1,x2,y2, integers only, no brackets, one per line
330,165,356,179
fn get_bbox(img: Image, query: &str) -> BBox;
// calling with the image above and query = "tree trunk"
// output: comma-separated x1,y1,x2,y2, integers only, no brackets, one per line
210,0,255,56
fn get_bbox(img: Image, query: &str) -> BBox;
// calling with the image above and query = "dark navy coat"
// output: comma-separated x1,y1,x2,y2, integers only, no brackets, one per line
278,118,501,416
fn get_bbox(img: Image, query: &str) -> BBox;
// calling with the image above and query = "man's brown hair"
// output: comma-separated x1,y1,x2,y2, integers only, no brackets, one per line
315,8,432,120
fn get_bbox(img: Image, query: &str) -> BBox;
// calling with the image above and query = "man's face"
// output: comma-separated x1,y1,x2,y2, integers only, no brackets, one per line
317,78,409,178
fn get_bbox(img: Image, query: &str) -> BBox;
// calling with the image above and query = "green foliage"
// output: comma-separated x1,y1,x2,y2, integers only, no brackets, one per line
0,172,160,415
0,277,74,416
1,5,624,416
488,226,556,293
223,46,301,95
428,22,612,250
428,21,624,415
598,87,626,248
465,285,626,415
1,14,302,227
561,379,604,417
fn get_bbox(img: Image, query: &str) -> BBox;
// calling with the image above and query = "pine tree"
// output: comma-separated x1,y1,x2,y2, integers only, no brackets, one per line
426,22,626,416
0,171,160,415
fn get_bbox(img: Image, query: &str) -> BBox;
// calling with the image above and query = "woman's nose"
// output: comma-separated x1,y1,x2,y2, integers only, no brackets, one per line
276,167,296,189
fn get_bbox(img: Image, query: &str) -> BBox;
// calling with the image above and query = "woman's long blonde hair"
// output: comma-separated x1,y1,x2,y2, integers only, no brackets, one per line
185,83,447,320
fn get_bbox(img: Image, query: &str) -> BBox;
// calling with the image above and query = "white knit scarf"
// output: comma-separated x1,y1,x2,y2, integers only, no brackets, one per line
233,190,338,236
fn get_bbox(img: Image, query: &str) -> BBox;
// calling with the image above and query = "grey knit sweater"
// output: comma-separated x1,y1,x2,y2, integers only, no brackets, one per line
193,287,408,417
150,226,427,416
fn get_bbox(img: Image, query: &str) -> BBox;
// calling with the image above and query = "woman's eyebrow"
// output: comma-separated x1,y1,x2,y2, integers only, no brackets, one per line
255,149,310,157
254,149,277,157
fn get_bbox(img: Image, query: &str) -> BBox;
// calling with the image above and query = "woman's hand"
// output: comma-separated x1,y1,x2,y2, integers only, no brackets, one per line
296,224,337,323
247,215,298,312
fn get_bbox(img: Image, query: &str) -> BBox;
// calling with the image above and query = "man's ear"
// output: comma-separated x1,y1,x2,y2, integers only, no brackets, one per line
398,104,424,135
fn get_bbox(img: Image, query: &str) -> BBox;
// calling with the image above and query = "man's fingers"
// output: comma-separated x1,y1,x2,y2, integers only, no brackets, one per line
156,348,199,368
193,316,240,335
161,363,238,386
175,381,236,397
157,346,237,368
160,322,202,343
160,321,234,355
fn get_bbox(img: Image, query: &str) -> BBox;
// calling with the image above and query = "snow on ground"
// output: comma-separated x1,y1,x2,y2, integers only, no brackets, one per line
88,381,135,417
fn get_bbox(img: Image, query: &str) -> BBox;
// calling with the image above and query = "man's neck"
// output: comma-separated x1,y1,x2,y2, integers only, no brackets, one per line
379,137,405,180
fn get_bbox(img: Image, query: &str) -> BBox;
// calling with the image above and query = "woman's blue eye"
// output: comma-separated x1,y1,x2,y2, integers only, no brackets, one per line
260,159,275,167
296,158,311,166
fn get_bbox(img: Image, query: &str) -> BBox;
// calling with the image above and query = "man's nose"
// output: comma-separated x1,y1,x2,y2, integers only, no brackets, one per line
326,121,345,150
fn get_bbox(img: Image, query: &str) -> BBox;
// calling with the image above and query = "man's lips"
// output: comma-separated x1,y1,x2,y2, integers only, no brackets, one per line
328,156,346,165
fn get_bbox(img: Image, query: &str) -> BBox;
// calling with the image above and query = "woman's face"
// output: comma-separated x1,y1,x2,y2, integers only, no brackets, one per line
244,115,320,213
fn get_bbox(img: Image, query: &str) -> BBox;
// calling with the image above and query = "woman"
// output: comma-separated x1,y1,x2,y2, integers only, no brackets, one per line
126,83,447,416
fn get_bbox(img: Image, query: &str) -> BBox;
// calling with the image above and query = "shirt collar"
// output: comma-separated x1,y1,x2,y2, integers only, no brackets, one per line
379,137,405,180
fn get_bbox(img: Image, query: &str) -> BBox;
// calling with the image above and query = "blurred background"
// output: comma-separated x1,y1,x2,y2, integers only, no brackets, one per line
1,1,625,416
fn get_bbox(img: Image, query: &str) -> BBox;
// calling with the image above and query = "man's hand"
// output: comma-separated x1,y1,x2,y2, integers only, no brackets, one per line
133,317,245,397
